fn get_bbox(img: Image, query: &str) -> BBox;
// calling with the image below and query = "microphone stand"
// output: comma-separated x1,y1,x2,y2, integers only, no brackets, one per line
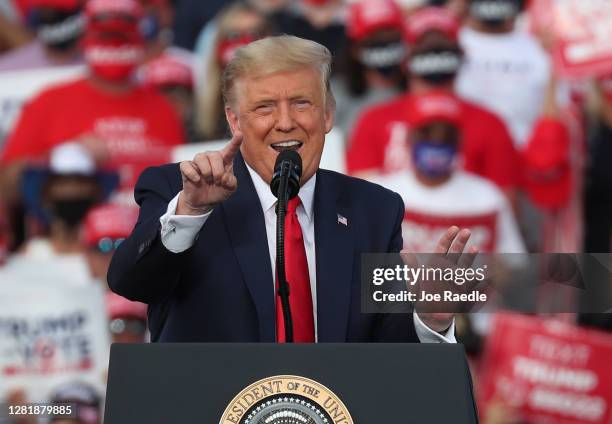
275,161,294,343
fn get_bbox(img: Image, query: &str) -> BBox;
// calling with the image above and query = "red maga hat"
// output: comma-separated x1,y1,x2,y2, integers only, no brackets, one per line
522,119,571,209
406,91,463,128
83,203,139,247
347,0,404,41
403,6,460,45
85,0,143,38
141,53,193,88
85,0,143,20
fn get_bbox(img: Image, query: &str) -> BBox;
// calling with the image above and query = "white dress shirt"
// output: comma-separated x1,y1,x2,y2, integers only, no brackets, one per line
159,163,455,343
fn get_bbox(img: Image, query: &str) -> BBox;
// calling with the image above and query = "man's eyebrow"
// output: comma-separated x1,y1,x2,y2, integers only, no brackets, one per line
289,94,311,100
250,99,277,107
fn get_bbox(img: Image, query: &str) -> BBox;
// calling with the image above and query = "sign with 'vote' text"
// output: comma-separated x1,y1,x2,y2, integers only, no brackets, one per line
480,313,612,424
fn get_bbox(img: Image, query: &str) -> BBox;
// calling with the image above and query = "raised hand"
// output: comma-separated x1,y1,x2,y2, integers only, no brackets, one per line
402,226,480,333
176,132,243,215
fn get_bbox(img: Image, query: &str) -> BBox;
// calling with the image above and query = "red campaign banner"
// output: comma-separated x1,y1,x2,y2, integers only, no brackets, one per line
402,209,496,253
530,0,612,79
479,314,612,424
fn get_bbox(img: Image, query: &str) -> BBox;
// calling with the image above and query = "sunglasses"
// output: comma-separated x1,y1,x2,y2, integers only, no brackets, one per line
93,237,125,254
109,318,146,335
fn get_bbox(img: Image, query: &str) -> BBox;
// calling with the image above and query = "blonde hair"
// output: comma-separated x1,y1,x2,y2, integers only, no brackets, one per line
222,35,336,111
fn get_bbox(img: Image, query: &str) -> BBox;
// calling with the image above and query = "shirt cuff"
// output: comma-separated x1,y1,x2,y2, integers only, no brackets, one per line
413,312,457,344
159,192,212,253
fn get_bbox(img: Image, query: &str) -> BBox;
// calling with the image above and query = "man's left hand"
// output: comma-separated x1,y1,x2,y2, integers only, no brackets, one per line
402,226,479,333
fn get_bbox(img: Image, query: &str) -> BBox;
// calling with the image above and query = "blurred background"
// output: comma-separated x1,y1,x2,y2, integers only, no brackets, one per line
0,0,610,423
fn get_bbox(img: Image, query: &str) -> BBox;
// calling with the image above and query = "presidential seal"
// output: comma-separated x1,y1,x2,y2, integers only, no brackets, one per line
219,375,353,424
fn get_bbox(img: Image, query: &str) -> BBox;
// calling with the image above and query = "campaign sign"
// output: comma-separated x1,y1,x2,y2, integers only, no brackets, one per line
480,313,612,424
530,0,612,78
0,65,84,150
0,283,110,403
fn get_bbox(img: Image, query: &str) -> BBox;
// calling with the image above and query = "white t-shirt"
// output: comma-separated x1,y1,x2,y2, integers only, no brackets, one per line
375,171,526,253
456,27,550,149
0,238,93,286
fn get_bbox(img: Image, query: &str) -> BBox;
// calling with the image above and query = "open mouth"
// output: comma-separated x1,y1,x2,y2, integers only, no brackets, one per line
270,140,303,153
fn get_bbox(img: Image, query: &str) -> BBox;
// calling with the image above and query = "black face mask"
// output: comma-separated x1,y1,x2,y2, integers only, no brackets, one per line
408,48,462,85
470,0,520,28
51,198,95,228
31,8,84,51
358,41,407,77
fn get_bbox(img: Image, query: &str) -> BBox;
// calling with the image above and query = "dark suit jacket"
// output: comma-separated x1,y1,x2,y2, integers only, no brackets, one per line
107,153,417,342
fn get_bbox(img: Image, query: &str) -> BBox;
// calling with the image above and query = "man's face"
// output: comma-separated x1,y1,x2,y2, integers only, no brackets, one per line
226,67,334,184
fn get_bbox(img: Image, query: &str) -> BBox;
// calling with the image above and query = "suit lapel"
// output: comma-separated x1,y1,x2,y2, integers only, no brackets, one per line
222,154,276,342
314,171,354,342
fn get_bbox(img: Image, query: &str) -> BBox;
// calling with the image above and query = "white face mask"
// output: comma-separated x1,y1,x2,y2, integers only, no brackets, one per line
470,0,520,23
358,42,406,69
84,39,144,82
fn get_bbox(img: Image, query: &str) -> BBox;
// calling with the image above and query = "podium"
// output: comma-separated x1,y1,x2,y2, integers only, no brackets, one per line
104,343,478,423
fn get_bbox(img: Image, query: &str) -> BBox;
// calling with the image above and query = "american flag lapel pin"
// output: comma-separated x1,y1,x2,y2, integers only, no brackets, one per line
337,213,348,226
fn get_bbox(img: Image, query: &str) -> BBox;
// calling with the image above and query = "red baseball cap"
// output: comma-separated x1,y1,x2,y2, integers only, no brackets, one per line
106,291,147,320
403,6,460,45
347,0,404,42
141,53,193,88
522,119,571,209
406,91,463,129
86,0,142,18
86,0,143,32
83,203,139,247
29,0,81,10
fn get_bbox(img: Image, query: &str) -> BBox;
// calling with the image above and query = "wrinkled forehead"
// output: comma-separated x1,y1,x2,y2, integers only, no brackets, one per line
233,67,326,105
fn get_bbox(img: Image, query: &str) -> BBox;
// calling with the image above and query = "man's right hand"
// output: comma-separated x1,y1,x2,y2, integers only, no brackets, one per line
176,132,243,216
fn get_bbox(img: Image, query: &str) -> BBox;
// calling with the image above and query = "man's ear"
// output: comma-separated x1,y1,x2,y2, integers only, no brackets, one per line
225,105,241,135
324,104,335,134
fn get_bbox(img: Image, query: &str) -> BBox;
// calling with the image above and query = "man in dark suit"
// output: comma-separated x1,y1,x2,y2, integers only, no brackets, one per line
108,35,474,343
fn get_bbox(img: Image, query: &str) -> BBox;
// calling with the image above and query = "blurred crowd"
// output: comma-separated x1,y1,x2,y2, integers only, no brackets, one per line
0,0,610,423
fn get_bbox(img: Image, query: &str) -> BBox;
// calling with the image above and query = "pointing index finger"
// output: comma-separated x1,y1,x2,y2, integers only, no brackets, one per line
222,132,243,165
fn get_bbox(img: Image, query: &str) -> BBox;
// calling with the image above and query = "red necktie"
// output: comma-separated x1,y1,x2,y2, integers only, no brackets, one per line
276,197,315,343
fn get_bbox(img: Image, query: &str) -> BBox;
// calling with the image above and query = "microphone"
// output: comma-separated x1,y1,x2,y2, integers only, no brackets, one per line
270,150,302,343
270,150,302,200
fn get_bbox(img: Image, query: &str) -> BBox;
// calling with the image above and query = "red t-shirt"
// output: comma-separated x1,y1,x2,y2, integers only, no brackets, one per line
1,77,184,188
346,93,521,190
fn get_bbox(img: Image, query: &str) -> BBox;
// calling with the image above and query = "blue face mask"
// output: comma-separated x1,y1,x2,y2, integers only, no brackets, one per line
140,14,160,41
412,140,457,178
